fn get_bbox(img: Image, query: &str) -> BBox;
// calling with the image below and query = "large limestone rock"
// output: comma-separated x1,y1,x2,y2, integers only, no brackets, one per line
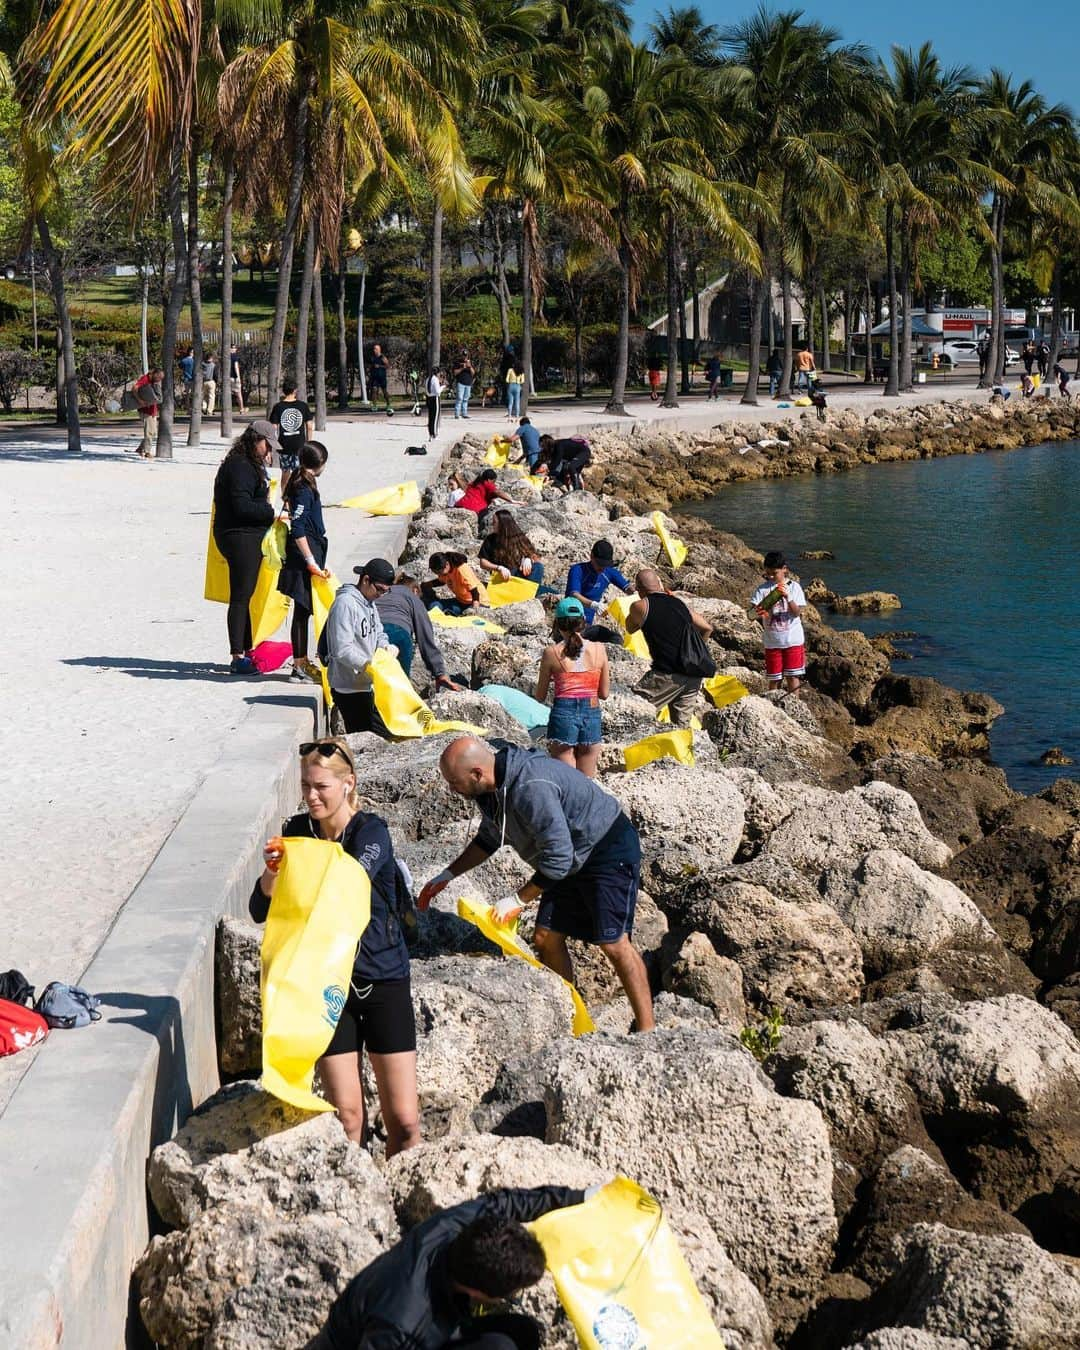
856,675,1004,762
806,626,890,714
864,1223,1080,1348
659,872,864,1010
660,930,748,1029
765,781,952,877
843,1333,971,1349
524,1029,837,1319
820,849,1003,978
861,753,1014,852
216,917,261,1076
703,695,845,785
470,638,537,693
347,733,473,840
847,1146,1030,1286
609,762,745,872
411,954,576,1135
491,598,548,634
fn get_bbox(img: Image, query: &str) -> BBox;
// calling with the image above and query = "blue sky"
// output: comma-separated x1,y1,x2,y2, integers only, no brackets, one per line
628,2,1077,112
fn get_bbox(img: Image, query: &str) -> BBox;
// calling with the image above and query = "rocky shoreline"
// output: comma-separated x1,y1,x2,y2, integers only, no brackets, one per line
584,395,1080,512
134,429,1080,1349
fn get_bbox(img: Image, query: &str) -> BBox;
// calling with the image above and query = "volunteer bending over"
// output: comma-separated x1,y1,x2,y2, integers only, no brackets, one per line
253,737,420,1156
419,737,655,1032
323,558,395,735
310,1186,587,1350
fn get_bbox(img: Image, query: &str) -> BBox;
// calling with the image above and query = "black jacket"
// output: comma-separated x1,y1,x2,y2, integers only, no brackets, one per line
213,454,274,534
321,1187,584,1349
249,811,409,982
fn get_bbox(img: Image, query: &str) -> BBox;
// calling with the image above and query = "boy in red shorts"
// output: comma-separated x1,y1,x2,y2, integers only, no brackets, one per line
751,550,806,695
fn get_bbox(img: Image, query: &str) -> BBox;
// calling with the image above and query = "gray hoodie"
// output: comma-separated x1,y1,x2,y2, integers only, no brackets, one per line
324,582,389,693
472,742,625,885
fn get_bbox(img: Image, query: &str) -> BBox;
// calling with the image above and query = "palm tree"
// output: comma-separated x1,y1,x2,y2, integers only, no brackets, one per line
975,72,1077,386
1027,126,1080,374
648,5,720,67
719,10,867,405
584,37,758,415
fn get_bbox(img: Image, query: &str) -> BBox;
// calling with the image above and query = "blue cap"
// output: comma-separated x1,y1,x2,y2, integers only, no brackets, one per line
554,596,585,621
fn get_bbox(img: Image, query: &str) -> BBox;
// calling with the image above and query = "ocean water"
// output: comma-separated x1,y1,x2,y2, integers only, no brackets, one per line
682,440,1080,794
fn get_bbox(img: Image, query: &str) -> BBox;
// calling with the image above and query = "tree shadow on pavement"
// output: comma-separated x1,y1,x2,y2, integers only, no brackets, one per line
62,656,250,683
0,445,137,463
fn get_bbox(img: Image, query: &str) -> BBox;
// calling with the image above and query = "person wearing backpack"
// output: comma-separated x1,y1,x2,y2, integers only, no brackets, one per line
132,366,163,457
201,352,219,417
253,736,420,1156
624,568,715,728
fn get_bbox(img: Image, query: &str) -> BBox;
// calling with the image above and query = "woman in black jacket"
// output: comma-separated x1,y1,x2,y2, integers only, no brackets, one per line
253,736,420,1156
212,420,280,674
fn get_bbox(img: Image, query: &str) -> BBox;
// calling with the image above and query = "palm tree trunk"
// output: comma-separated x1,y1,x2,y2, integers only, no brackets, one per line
864,270,874,384
663,209,679,408
520,199,535,415
492,209,511,348
186,131,205,447
157,148,189,460
139,265,150,374
742,242,766,407
335,252,349,409
899,216,913,392
574,307,585,398
884,203,899,398
266,93,309,411
779,262,793,399
843,283,853,374
356,261,368,404
428,202,443,371
1049,254,1063,374
294,219,315,399
313,250,327,430
820,283,831,372
36,214,80,451
606,213,631,416
219,154,235,440
678,252,690,396
987,194,1006,387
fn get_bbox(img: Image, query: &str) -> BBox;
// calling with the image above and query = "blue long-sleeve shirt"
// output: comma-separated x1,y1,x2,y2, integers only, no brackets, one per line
565,560,631,624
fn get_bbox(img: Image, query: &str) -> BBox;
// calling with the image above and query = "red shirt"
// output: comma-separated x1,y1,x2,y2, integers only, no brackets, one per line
134,373,159,417
457,480,499,514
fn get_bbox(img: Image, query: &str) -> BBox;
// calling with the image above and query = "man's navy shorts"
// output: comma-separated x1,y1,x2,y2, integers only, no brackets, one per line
536,861,639,944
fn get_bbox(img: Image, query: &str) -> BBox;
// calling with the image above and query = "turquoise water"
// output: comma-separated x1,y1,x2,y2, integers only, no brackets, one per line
683,440,1080,793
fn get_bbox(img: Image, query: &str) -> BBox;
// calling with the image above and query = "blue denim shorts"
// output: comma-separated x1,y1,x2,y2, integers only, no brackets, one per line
547,697,602,747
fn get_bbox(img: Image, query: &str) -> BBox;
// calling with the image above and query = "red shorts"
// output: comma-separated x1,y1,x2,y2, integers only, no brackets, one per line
765,645,805,679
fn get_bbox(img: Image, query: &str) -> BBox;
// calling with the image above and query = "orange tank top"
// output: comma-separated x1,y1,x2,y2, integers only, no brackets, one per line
552,647,601,699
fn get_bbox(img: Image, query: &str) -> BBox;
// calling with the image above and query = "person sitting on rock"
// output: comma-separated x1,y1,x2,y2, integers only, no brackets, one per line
566,539,634,640
535,597,610,778
751,550,806,696
253,737,420,1156
421,552,488,615
455,468,520,518
477,508,546,587
309,1185,589,1350
418,736,655,1032
624,569,716,728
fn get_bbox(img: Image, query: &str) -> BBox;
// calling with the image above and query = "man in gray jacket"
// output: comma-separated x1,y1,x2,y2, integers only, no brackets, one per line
418,737,655,1031
324,557,395,735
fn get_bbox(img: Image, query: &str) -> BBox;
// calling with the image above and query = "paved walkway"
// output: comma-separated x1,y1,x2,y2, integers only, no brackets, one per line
0,372,989,1114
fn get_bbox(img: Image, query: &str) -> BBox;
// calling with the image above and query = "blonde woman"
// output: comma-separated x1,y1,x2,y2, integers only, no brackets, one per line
251,737,420,1156
535,597,610,778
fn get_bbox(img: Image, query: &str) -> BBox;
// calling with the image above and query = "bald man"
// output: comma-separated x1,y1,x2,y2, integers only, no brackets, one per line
625,570,715,728
418,737,655,1031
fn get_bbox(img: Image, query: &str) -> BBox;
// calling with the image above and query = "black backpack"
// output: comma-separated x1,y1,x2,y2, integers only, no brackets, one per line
0,969,35,1007
677,624,717,678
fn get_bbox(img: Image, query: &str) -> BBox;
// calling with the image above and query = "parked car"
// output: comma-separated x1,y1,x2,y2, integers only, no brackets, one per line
940,339,1019,367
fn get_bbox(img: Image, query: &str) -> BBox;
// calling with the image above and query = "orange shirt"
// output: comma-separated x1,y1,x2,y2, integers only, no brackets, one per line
447,562,488,605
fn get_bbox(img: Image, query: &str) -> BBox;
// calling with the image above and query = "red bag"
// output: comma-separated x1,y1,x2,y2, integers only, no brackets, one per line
0,996,48,1056
249,640,293,673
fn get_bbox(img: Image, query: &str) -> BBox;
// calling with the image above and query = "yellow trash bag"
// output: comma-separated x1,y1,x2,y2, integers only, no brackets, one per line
704,672,748,708
368,648,484,738
457,895,594,1036
792,396,812,407
204,506,230,603
261,520,289,570
337,481,421,515
485,437,512,468
261,838,371,1113
429,609,506,635
486,575,539,607
658,706,702,731
651,511,688,569
311,572,343,642
606,594,651,660
250,559,291,645
528,1177,725,1349
624,728,695,772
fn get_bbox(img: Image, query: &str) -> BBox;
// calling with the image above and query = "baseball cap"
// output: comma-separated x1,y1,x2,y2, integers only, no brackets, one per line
591,540,615,562
250,417,282,451
353,557,396,585
554,596,585,621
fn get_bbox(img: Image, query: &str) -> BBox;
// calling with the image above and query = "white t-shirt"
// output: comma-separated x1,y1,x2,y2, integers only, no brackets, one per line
752,579,806,649
427,375,444,397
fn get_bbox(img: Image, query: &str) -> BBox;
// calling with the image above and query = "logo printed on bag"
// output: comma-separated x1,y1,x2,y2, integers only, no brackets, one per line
322,984,346,1027
592,1303,642,1350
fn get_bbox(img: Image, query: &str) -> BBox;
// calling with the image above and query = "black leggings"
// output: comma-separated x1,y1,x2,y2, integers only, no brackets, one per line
217,529,263,654
427,394,441,439
290,604,310,658
332,689,389,738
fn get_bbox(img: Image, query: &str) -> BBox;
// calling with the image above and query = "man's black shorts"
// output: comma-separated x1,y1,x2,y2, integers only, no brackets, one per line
535,862,639,945
323,977,416,1057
